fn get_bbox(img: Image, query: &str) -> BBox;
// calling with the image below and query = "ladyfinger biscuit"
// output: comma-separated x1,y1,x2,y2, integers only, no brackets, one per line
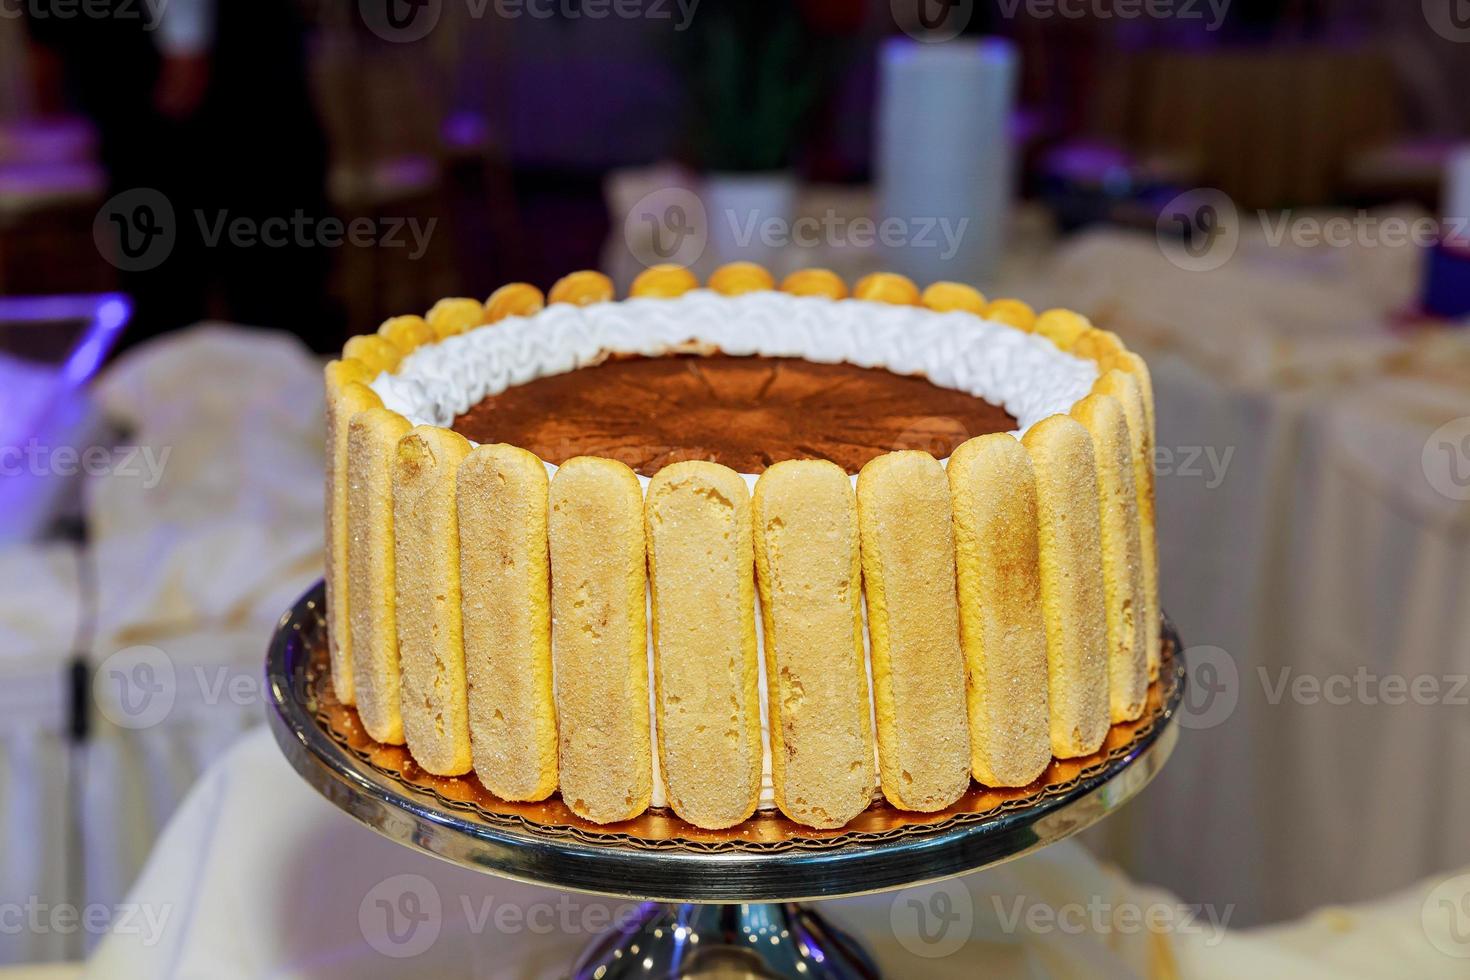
393,426,474,776
856,452,970,811
1073,328,1127,369
342,335,401,375
325,377,381,706
1071,395,1148,722
346,408,412,743
709,261,774,295
781,268,848,299
458,444,558,802
920,281,987,315
947,435,1053,787
986,298,1037,331
645,462,762,829
548,457,652,824
324,357,374,395
1094,368,1160,679
548,270,615,306
484,283,545,322
853,272,920,305
427,298,486,339
1021,416,1110,759
752,460,875,829
378,315,434,355
1116,351,1157,451
631,264,698,299
1035,309,1091,350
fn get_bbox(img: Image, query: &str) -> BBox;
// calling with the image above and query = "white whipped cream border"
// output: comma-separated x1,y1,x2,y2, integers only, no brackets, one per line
367,289,1099,814
369,290,1099,489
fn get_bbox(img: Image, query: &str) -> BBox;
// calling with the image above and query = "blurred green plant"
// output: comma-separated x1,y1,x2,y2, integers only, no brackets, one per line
679,3,839,173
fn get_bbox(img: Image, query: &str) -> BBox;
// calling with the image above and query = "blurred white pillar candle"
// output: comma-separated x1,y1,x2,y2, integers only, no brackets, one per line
876,38,1018,285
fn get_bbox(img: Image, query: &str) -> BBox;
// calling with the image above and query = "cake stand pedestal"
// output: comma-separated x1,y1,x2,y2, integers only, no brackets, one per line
267,583,1184,979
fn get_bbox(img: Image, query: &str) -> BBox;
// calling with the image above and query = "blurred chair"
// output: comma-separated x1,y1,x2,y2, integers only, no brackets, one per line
309,23,459,331
0,115,111,298
0,15,32,122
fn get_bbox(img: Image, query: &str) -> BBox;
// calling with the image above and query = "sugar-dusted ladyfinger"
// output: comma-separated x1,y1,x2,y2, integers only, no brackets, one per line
346,407,412,743
1094,367,1160,679
1022,416,1110,759
393,425,474,776
458,444,558,802
947,435,1053,787
1116,350,1156,439
856,452,971,811
644,462,762,829
1071,394,1148,722
548,457,652,824
324,375,381,706
753,460,876,829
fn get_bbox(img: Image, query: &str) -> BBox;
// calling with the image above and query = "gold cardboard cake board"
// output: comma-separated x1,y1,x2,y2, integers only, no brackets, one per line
296,600,1180,853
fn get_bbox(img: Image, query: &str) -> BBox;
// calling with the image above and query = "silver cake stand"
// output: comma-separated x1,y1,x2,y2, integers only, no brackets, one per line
267,582,1185,978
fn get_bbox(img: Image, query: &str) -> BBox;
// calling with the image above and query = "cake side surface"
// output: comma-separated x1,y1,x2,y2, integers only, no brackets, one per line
322,265,1158,831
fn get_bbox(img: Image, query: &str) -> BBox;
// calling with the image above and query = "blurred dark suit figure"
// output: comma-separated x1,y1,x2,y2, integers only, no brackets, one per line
27,0,337,350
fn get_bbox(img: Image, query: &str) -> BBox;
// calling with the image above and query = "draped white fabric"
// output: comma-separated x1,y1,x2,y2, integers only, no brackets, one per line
1048,230,1470,924
0,327,324,965
83,727,1470,979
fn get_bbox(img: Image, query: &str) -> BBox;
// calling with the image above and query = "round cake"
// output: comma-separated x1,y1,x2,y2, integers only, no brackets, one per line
321,263,1160,831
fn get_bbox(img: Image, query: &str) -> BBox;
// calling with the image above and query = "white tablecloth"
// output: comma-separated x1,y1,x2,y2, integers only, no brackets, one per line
1043,231,1470,924
82,727,1470,980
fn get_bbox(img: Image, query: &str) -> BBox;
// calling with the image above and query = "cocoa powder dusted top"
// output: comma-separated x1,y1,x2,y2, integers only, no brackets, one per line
451,354,1017,477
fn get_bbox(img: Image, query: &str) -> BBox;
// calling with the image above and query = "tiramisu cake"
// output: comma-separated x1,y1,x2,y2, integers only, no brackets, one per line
323,263,1159,831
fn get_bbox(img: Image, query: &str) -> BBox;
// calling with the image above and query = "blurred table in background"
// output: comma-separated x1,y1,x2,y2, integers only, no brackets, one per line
1036,223,1470,926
